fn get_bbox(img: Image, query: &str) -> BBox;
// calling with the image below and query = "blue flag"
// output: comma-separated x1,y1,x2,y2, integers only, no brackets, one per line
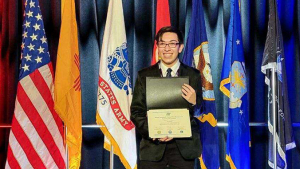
182,0,220,168
261,0,296,168
219,0,250,168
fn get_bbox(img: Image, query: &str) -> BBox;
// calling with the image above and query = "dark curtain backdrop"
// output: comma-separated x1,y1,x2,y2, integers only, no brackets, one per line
0,0,299,169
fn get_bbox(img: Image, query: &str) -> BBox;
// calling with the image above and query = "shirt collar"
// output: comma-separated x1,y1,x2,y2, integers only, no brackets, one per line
159,59,180,77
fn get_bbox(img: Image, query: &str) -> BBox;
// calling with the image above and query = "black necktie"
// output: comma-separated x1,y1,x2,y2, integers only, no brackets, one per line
166,68,172,77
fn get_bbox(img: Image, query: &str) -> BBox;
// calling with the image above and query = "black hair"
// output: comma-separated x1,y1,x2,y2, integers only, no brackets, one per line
155,26,184,44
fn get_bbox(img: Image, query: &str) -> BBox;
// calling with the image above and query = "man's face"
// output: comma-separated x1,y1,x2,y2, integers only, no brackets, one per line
157,32,184,68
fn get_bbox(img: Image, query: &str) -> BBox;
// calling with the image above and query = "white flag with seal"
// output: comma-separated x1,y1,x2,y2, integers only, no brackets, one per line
96,0,137,169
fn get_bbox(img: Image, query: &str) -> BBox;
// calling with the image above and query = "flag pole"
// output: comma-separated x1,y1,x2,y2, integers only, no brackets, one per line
110,145,114,169
65,126,69,169
271,67,277,168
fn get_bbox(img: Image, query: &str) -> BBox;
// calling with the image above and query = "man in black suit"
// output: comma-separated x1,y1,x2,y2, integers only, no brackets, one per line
130,26,202,169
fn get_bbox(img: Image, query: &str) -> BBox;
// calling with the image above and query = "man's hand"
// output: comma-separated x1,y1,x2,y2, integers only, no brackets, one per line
181,83,196,105
153,136,173,142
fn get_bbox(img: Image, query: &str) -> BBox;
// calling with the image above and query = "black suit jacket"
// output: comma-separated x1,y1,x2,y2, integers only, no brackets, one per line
130,61,203,161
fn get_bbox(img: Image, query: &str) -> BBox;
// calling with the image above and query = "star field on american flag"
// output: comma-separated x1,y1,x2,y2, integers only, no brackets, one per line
19,0,50,80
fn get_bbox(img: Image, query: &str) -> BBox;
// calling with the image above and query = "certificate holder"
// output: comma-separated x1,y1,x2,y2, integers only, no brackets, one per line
146,77,192,138
146,77,189,109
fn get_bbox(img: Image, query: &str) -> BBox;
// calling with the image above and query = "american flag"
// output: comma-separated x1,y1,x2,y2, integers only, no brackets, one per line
5,0,66,168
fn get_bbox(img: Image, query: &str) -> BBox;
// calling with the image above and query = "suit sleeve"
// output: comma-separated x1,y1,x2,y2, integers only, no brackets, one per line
191,72,203,116
130,72,150,139
196,73,203,106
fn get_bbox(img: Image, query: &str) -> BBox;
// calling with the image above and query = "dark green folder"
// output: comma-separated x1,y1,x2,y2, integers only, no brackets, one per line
146,77,189,110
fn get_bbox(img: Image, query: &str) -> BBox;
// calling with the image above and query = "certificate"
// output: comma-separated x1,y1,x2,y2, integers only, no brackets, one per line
147,109,191,138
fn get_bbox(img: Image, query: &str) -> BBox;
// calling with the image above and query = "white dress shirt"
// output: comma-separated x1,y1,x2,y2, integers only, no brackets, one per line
159,59,180,77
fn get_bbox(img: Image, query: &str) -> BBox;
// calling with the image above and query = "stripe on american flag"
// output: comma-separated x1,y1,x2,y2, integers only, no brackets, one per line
16,97,60,168
6,146,21,169
7,73,66,169
9,112,46,169
33,64,64,136
4,158,12,169
7,133,31,169
39,62,55,98
18,74,65,168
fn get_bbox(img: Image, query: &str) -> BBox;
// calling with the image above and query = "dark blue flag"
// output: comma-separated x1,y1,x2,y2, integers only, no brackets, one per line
220,0,250,168
261,0,296,168
182,0,220,168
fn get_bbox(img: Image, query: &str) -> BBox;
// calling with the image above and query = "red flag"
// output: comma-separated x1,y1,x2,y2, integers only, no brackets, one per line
5,0,66,168
151,0,171,65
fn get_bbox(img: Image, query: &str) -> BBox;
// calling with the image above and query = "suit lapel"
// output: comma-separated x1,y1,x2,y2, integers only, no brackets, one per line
151,62,161,77
178,62,188,77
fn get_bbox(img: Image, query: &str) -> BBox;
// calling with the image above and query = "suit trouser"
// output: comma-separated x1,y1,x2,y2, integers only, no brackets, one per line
139,141,195,169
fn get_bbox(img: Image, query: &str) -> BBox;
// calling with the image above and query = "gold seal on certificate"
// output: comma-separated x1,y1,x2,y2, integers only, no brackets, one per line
147,109,191,138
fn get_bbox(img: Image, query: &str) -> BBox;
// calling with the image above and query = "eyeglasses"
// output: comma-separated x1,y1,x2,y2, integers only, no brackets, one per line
157,42,180,48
